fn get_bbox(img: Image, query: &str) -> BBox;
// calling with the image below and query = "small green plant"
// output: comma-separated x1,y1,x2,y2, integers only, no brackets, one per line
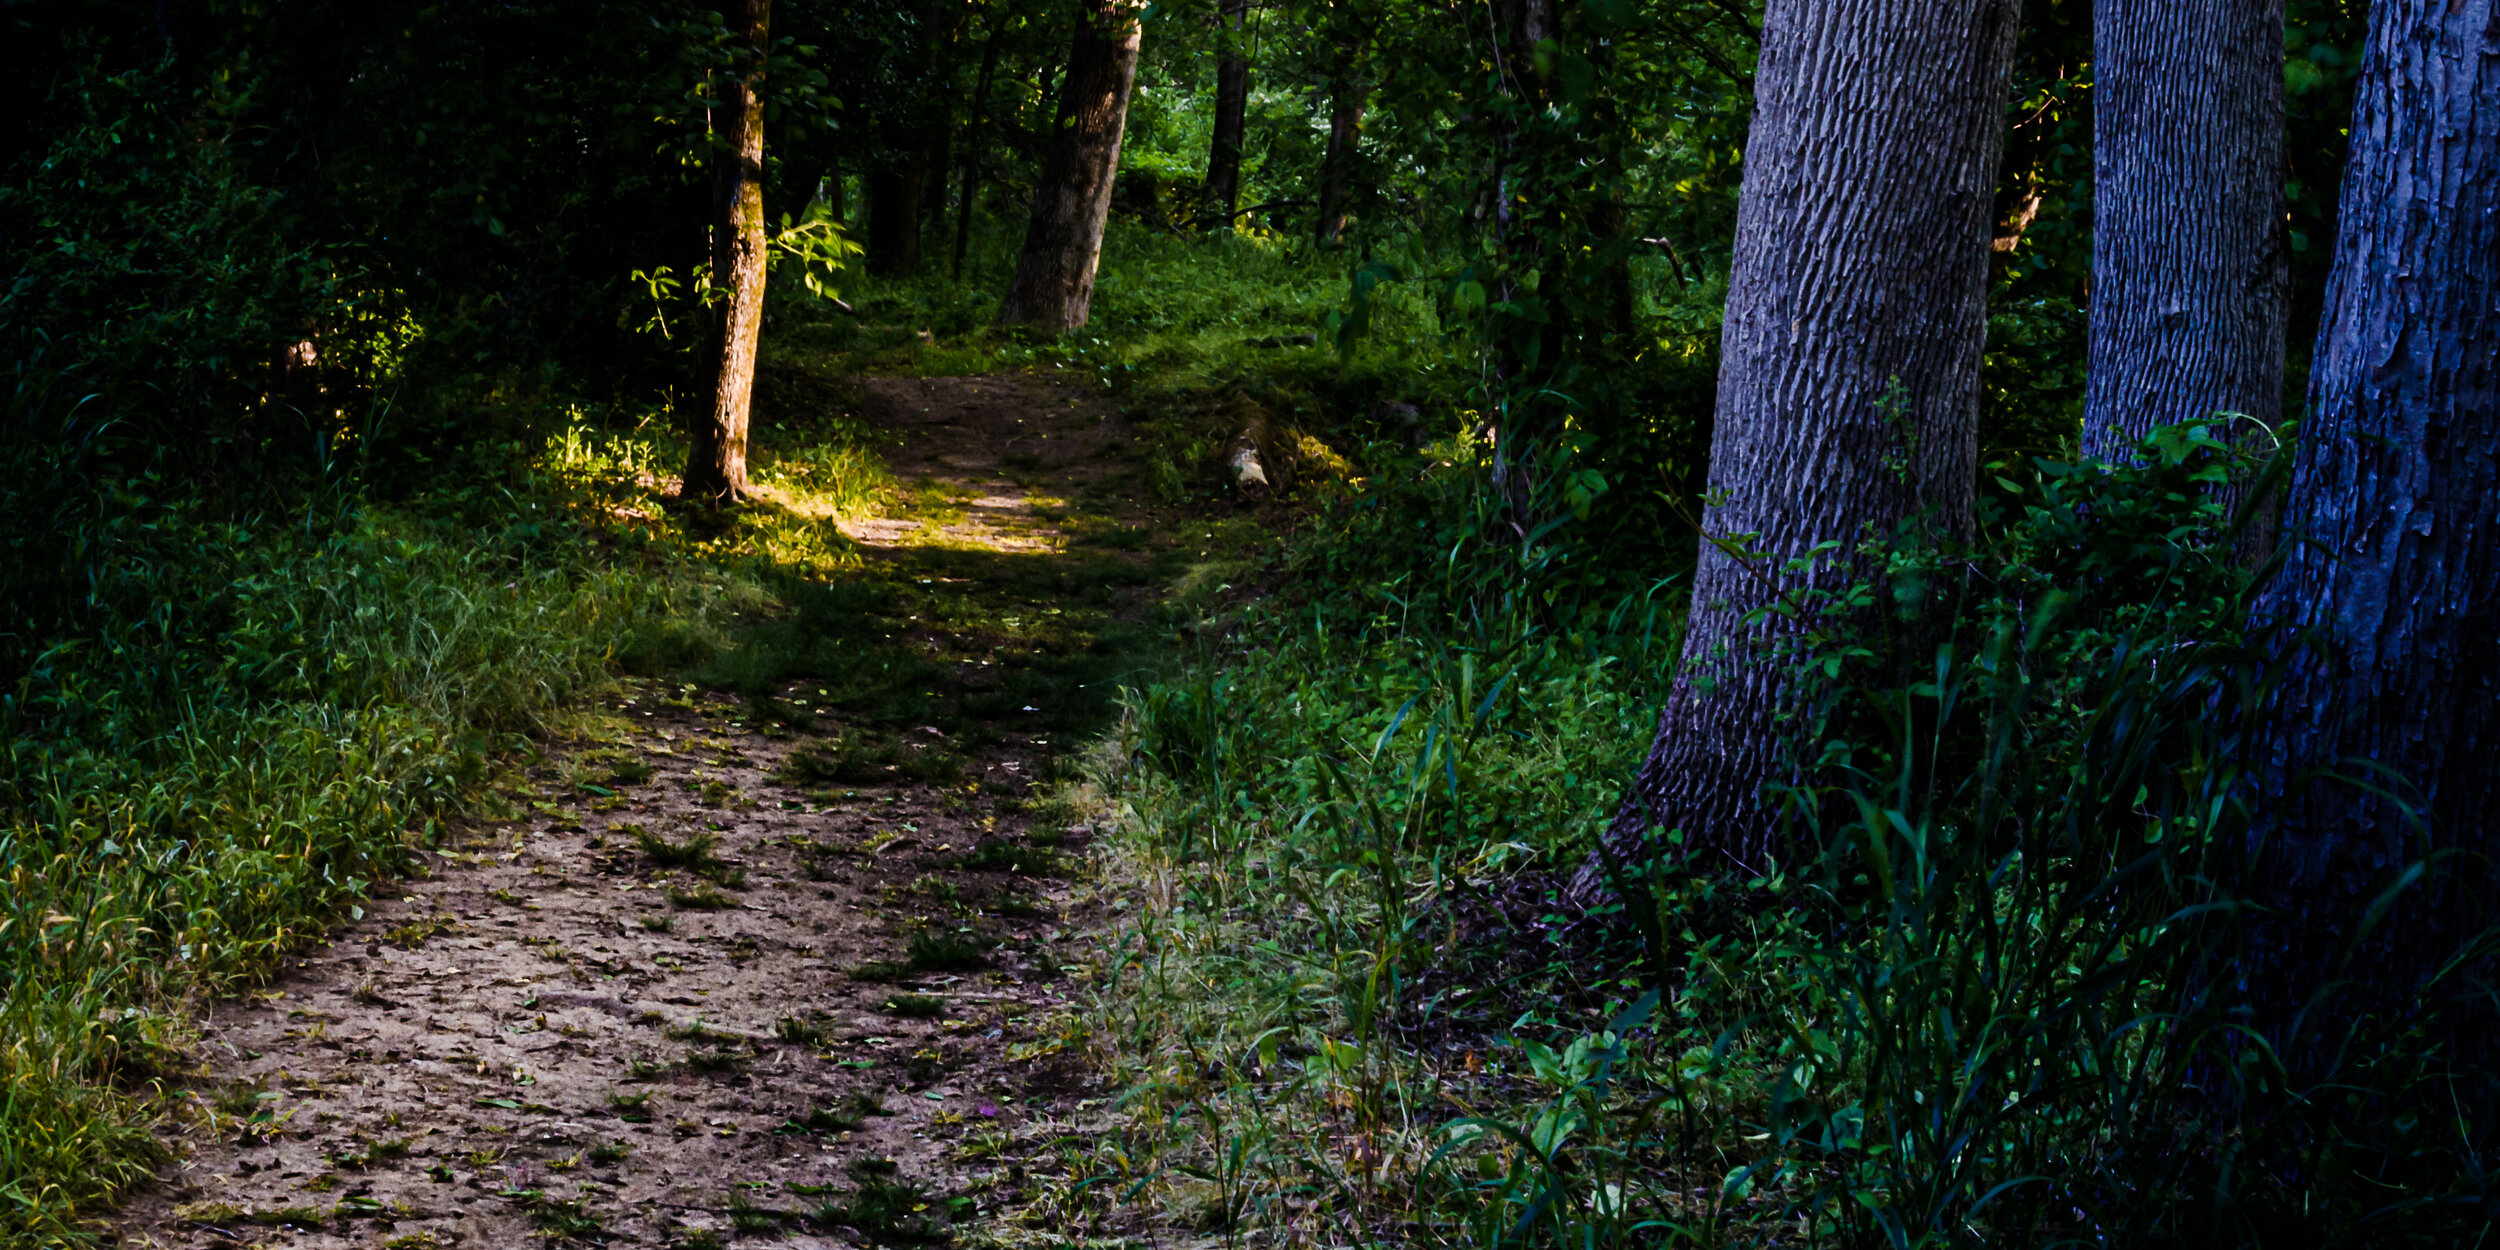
684,1046,745,1073
588,1140,633,1165
884,994,945,1019
631,825,722,871
508,1189,603,1241
810,1159,949,1244
789,1100,867,1133
638,913,673,932
775,1013,830,1045
957,840,1059,876
906,929,989,971
668,883,736,911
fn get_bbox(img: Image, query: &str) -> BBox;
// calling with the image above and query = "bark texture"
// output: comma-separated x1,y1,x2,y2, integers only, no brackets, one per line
2248,0,2500,1064
683,0,770,506
2084,0,2288,463
1584,0,2022,887
999,0,1142,332
1203,0,1250,225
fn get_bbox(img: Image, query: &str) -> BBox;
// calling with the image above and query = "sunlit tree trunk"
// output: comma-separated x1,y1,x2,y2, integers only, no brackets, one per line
2084,0,2287,466
2249,0,2500,1068
999,0,1143,332
1578,0,2022,891
1203,0,1250,227
683,0,770,505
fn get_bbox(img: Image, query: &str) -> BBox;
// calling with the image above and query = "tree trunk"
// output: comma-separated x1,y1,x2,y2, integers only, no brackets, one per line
683,0,770,505
867,168,925,275
1204,0,1250,226
2247,0,2500,1073
2083,0,2288,466
998,0,1143,333
955,13,1006,278
827,155,843,225
1580,0,2022,890
1314,92,1365,242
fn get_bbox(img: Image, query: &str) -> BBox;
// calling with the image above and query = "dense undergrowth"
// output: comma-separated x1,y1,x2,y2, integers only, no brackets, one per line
1071,426,2500,1246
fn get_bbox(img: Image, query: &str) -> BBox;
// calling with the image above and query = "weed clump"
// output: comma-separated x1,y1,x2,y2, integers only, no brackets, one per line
906,929,989,971
774,731,963,786
810,1159,950,1244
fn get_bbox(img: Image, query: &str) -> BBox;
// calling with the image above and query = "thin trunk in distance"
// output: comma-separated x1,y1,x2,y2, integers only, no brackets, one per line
683,0,771,505
2085,0,2288,469
867,168,925,274
999,0,1144,332
2248,0,2500,1073
1204,0,1251,226
1579,0,2024,890
1315,92,1365,241
956,10,1007,278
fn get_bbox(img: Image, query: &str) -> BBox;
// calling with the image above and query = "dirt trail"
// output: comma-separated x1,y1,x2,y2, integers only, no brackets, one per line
116,376,1159,1250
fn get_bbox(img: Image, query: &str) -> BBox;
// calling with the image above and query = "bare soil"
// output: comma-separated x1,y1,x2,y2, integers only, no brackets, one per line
114,375,1175,1250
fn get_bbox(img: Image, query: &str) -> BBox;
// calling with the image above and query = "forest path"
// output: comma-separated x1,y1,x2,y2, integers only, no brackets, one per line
116,374,1179,1250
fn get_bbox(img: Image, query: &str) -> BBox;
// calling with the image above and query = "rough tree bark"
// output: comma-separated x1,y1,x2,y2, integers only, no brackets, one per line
1203,0,1250,226
682,0,770,505
2083,0,2287,464
2248,0,2500,1066
1579,0,2023,890
999,0,1143,332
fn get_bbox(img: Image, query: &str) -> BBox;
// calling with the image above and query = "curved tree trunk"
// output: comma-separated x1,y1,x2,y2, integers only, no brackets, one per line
683,0,770,505
2248,0,2500,1071
2083,0,2287,466
1580,0,2022,891
1203,0,1250,226
999,0,1143,333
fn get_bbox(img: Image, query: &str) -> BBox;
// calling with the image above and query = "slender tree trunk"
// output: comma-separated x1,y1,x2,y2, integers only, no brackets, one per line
1314,92,1365,241
2248,0,2500,1073
827,155,845,225
1579,0,2022,890
1204,0,1251,226
683,0,770,505
955,13,1006,278
1483,0,1558,512
999,0,1143,332
2084,0,2288,466
867,169,925,275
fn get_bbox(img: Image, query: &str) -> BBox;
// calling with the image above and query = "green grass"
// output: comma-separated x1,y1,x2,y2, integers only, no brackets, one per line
0,506,741,1242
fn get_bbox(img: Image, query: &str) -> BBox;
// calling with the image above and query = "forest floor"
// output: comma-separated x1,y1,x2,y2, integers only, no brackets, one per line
113,372,1235,1250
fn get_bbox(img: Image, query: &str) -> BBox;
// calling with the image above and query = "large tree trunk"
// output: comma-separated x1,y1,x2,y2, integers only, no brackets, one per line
2248,0,2500,1073
1314,92,1365,242
998,0,1143,332
1203,0,1250,227
1580,0,2022,890
683,0,770,505
2083,0,2288,464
